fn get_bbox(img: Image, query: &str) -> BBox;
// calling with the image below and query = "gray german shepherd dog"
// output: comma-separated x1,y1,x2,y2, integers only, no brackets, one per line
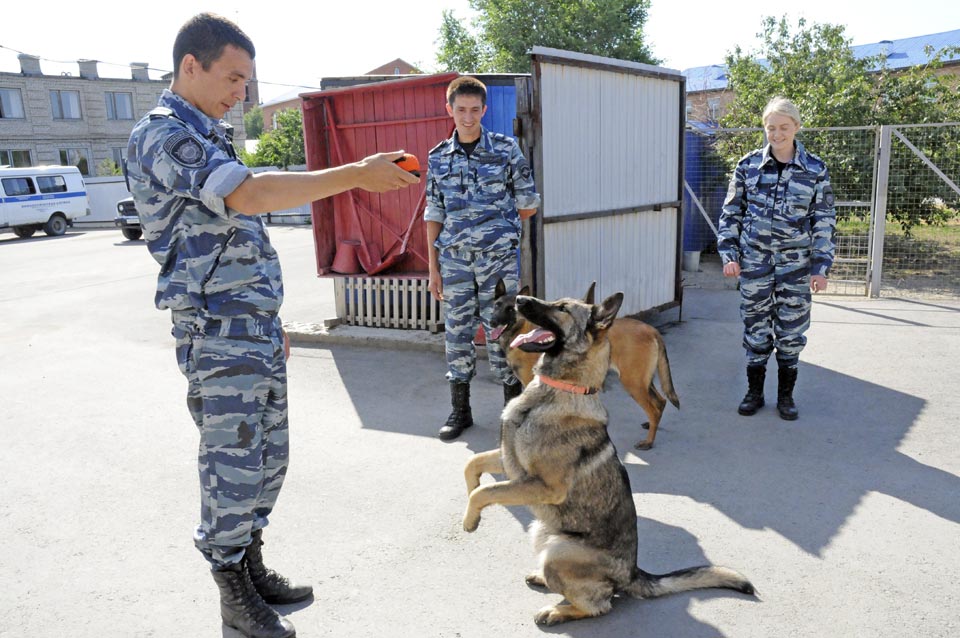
463,291,754,625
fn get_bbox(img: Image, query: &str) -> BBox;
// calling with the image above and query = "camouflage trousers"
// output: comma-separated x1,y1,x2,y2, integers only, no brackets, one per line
440,246,519,384
172,311,289,568
738,246,811,368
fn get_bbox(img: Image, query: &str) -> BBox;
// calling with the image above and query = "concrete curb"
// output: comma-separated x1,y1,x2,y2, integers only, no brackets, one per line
284,320,450,354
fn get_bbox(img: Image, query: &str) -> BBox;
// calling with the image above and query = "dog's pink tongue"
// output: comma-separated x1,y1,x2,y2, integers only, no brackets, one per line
490,325,505,341
510,328,554,349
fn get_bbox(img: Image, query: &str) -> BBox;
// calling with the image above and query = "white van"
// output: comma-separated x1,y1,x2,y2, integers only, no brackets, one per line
0,166,91,238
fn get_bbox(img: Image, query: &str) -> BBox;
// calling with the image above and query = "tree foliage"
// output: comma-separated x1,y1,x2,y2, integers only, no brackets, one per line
244,104,264,140
242,108,305,169
435,0,659,73
436,9,488,72
717,16,960,234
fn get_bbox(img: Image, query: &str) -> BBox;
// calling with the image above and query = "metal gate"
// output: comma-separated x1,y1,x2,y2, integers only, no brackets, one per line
871,123,960,298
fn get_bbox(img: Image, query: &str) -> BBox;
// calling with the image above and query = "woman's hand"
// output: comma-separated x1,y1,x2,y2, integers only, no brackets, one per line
811,275,828,293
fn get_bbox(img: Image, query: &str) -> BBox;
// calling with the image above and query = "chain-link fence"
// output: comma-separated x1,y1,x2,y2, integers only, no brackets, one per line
683,123,960,298
877,123,960,298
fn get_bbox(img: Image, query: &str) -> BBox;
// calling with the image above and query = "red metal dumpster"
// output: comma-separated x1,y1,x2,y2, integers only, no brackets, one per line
302,72,458,278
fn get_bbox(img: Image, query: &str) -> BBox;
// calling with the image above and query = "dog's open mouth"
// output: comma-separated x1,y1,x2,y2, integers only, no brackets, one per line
489,325,506,341
510,327,556,352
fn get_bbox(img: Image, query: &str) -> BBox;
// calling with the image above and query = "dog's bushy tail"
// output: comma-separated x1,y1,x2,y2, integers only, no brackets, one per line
656,336,680,409
625,565,754,599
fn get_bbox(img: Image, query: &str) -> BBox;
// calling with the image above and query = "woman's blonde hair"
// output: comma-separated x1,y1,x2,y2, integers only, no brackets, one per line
762,96,802,128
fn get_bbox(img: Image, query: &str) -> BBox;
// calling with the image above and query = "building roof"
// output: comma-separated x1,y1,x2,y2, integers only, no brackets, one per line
683,27,960,93
261,85,320,108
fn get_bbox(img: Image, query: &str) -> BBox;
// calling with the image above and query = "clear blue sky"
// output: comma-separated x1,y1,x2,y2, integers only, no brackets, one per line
1,0,958,103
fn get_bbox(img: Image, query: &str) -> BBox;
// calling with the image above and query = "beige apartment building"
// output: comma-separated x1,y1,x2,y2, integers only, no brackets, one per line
0,54,250,175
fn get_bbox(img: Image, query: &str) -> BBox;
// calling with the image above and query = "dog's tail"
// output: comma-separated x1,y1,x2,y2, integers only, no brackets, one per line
656,336,680,409
624,565,754,599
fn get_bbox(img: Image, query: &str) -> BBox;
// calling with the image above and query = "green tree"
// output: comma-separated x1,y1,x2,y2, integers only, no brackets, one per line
436,0,658,74
436,9,489,72
718,16,960,234
247,108,305,169
244,104,264,139
96,158,122,176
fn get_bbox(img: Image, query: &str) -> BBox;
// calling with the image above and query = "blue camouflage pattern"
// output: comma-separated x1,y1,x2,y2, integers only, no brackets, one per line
127,90,289,568
426,126,540,382
441,248,519,383
172,312,288,567
717,141,836,366
425,126,540,253
126,89,281,317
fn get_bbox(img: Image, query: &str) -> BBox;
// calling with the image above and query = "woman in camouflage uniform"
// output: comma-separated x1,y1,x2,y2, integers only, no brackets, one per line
717,97,836,421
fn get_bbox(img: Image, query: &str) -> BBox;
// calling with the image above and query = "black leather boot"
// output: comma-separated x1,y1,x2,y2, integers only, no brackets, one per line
503,379,523,406
777,365,799,421
211,562,296,638
439,381,473,440
246,529,313,604
737,364,766,416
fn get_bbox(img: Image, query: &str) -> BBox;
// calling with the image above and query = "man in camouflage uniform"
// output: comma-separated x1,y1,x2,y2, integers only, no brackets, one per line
126,14,416,638
718,96,835,421
425,76,541,440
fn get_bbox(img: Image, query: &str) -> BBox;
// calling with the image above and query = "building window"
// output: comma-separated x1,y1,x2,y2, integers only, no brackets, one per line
111,147,125,167
59,148,90,175
0,149,31,167
0,88,25,119
37,175,68,193
1,177,36,197
50,90,82,119
105,92,134,120
707,97,721,121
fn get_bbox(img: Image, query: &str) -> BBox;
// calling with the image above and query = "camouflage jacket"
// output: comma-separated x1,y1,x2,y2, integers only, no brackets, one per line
717,141,836,277
425,126,540,254
126,90,283,317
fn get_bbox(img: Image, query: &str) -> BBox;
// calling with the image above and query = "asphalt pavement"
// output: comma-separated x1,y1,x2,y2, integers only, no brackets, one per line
1,226,958,638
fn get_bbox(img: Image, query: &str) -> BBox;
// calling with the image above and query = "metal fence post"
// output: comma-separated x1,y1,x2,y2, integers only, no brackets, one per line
869,125,892,298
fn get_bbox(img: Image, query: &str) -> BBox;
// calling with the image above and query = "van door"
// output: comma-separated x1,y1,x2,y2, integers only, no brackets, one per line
0,175,40,227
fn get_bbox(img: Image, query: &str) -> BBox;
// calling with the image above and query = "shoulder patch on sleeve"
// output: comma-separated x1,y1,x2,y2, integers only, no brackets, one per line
162,130,207,168
519,165,532,180
823,186,835,207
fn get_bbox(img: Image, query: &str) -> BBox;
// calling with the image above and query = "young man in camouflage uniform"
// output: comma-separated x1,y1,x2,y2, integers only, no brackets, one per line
425,76,541,440
126,14,417,638
718,96,836,421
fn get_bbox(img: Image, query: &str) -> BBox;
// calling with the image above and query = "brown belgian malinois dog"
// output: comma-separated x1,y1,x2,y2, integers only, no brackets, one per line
463,290,755,625
489,279,680,449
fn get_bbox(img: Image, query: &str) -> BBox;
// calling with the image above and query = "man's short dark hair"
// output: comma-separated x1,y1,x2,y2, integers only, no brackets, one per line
173,13,256,79
447,76,487,106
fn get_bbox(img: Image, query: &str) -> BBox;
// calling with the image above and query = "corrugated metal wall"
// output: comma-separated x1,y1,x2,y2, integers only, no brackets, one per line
302,73,457,275
529,47,685,316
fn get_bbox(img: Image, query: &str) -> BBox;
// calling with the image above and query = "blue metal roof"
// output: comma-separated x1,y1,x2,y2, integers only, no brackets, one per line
684,28,960,93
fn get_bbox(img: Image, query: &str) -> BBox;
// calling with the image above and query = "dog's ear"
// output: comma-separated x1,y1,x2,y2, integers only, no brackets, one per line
583,281,596,305
495,278,506,298
592,292,624,331
518,284,530,296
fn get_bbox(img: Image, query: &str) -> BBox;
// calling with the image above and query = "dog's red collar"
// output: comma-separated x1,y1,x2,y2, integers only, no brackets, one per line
536,374,600,395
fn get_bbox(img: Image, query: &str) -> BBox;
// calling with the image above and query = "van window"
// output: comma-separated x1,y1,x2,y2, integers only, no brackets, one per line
2,177,37,197
37,175,68,193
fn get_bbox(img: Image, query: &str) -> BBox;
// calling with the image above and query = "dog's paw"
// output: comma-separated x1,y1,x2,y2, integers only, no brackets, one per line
634,439,654,451
534,604,567,626
525,572,547,588
462,509,481,533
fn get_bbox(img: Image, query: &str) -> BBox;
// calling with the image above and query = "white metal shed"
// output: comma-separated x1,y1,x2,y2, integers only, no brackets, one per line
516,47,686,316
